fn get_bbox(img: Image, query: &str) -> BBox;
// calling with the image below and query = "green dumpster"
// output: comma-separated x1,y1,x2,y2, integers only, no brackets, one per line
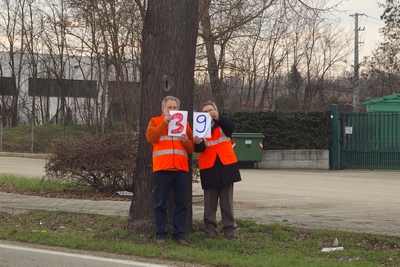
231,133,264,168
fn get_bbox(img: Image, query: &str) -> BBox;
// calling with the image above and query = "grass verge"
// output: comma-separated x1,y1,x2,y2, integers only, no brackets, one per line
0,176,400,266
0,175,92,191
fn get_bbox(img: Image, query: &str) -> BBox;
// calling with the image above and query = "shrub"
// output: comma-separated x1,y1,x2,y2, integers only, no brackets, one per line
44,131,138,192
223,111,332,149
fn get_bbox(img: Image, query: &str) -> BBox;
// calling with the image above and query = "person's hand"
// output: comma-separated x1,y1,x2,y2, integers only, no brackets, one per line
180,134,189,143
194,136,203,144
209,110,219,121
164,113,171,123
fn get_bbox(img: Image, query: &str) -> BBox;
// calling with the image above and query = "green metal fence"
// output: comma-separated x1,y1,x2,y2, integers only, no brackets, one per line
340,112,400,169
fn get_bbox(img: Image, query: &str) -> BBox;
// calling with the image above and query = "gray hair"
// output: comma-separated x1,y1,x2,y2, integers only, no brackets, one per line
201,101,218,111
162,96,180,109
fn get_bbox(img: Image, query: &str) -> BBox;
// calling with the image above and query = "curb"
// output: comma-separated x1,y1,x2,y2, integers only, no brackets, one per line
0,152,48,159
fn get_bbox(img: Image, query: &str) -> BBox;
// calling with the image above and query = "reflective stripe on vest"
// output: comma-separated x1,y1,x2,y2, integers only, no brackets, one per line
159,136,174,141
153,149,188,157
204,128,230,146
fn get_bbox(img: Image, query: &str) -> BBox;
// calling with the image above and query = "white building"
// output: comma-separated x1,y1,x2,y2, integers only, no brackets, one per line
0,51,139,126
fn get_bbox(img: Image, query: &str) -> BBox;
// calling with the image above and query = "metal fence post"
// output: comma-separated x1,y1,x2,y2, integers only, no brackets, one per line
329,104,340,170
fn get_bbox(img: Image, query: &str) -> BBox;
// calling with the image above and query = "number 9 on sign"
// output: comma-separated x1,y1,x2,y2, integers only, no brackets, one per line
194,112,211,138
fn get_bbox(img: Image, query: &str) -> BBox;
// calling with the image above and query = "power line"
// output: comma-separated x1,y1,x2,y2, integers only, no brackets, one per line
366,16,384,22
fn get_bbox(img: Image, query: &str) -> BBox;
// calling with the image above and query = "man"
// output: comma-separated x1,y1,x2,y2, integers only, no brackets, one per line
146,95,194,246
194,101,241,240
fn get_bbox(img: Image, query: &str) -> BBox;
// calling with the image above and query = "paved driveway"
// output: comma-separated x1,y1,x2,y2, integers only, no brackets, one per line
194,169,400,236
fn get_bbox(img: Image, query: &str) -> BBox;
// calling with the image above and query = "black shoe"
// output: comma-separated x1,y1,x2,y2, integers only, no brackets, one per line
157,238,166,245
174,239,190,246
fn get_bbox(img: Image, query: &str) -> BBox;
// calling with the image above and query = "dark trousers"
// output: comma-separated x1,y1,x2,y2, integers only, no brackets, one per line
154,171,188,240
203,183,236,238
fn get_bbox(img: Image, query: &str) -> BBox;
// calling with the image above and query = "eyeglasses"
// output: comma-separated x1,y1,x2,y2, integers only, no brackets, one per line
202,108,214,112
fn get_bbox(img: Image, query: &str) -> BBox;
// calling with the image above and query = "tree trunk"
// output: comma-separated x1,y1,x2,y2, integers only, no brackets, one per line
199,0,224,109
127,0,199,235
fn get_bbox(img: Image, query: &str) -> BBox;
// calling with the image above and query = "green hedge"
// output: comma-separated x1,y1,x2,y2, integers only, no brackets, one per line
222,111,332,150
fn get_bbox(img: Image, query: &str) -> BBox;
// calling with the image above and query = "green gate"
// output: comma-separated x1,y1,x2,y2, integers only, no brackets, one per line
330,104,400,170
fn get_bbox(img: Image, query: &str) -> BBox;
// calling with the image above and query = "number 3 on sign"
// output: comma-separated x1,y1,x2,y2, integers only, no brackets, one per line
194,112,211,138
168,110,188,136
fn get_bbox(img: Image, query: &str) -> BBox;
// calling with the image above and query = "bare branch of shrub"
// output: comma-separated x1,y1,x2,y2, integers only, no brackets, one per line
44,131,138,192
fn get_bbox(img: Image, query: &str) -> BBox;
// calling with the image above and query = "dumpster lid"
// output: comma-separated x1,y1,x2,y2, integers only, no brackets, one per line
232,133,264,138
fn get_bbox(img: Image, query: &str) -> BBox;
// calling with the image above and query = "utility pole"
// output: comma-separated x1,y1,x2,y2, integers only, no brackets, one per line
350,13,365,112
0,114,2,152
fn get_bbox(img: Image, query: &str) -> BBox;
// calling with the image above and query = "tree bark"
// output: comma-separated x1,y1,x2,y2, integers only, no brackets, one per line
127,0,199,235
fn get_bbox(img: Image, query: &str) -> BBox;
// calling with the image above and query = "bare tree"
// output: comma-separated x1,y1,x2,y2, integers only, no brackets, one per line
225,4,290,111
361,0,400,100
65,0,144,132
94,0,141,131
198,0,275,110
128,0,199,235
0,0,27,126
67,0,111,133
39,0,71,131
292,13,352,110
196,0,350,112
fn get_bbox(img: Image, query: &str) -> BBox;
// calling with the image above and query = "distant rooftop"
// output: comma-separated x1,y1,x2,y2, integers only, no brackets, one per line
362,94,400,112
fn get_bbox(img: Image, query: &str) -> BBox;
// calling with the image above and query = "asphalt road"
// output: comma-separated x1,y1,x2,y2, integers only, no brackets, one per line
0,156,46,178
0,242,169,267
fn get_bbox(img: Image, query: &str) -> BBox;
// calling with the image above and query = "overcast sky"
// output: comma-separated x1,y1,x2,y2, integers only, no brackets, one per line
326,0,386,59
324,1,386,107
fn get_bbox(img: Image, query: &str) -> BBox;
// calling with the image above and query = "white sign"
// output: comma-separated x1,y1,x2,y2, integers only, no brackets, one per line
193,112,212,138
345,126,353,134
168,110,188,136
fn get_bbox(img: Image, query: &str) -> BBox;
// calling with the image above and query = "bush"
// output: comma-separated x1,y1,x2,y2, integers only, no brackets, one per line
223,111,332,149
44,131,138,192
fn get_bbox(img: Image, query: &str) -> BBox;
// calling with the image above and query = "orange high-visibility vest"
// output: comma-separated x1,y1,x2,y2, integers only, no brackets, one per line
151,116,189,172
198,127,237,170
